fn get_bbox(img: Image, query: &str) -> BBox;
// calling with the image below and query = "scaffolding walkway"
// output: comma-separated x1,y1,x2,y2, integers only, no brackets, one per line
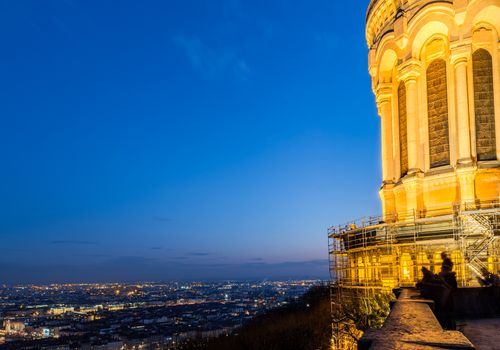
327,202,500,350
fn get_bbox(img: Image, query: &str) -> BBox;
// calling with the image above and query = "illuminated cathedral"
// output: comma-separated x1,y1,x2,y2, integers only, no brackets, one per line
329,0,500,296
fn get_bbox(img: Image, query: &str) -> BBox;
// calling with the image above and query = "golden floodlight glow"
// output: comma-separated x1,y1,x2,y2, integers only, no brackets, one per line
330,0,500,290
368,0,500,219
329,1,500,348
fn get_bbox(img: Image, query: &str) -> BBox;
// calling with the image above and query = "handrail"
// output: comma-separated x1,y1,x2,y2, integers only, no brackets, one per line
328,199,500,237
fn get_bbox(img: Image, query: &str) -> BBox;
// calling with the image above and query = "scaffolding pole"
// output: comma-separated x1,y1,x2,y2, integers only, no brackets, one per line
328,201,500,349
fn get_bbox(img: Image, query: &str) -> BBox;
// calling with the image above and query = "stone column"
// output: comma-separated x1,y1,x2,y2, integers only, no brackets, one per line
405,77,419,172
377,84,394,183
453,55,472,164
399,60,422,173
451,48,475,206
398,60,423,216
376,84,396,220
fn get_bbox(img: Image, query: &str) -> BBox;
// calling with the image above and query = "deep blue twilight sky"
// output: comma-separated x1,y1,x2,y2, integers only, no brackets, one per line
0,0,381,284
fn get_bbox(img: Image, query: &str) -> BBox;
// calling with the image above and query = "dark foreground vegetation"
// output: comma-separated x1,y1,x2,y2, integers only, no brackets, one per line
183,285,332,350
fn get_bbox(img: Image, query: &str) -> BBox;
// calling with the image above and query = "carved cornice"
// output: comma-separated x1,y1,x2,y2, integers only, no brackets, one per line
366,0,402,47
366,0,453,47
398,58,422,82
450,41,472,65
376,83,393,105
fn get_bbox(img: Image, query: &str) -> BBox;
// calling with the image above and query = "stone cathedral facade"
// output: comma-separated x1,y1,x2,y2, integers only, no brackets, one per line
330,1,500,348
368,0,500,219
329,0,500,292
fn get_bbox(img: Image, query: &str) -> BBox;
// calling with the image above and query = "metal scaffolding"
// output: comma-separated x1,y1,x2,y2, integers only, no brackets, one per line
328,201,500,349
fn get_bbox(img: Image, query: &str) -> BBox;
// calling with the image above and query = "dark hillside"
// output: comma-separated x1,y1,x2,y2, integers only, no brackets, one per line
183,285,332,350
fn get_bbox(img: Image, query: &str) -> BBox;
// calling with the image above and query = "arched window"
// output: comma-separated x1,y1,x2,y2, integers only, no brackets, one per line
426,59,450,168
473,49,496,161
398,81,408,176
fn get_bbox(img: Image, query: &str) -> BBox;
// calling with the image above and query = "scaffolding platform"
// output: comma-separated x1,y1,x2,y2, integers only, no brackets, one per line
328,202,500,349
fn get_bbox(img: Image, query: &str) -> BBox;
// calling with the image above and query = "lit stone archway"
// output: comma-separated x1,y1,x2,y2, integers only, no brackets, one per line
366,0,500,218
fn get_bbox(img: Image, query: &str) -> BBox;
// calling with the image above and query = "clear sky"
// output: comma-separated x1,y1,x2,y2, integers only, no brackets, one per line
0,0,381,283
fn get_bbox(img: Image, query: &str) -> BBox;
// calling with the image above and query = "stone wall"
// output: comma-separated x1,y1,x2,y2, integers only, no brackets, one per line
427,59,450,168
359,288,474,349
398,81,408,176
453,286,500,318
473,49,496,161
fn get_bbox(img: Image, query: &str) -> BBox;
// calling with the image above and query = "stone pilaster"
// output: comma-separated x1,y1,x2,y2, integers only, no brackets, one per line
451,49,473,165
399,59,423,174
456,166,476,207
377,83,395,184
401,175,420,220
379,183,396,222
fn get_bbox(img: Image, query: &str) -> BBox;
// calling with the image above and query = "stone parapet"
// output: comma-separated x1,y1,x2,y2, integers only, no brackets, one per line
358,288,475,350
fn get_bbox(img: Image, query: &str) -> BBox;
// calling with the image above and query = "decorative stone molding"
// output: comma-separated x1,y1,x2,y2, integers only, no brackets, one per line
453,0,468,25
366,0,454,48
367,0,500,218
376,83,394,107
366,0,401,47
450,40,472,65
398,58,422,82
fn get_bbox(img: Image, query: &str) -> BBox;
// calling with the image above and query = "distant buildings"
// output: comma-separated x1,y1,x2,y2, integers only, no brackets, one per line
0,280,320,349
3,320,25,336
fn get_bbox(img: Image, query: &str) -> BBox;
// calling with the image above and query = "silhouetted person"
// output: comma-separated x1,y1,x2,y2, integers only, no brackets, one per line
438,253,457,329
439,270,458,290
417,267,449,304
416,257,457,330
420,267,435,283
440,252,454,273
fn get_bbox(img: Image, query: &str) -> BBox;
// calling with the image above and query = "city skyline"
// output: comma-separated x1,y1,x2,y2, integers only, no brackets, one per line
0,0,379,283
0,280,324,348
